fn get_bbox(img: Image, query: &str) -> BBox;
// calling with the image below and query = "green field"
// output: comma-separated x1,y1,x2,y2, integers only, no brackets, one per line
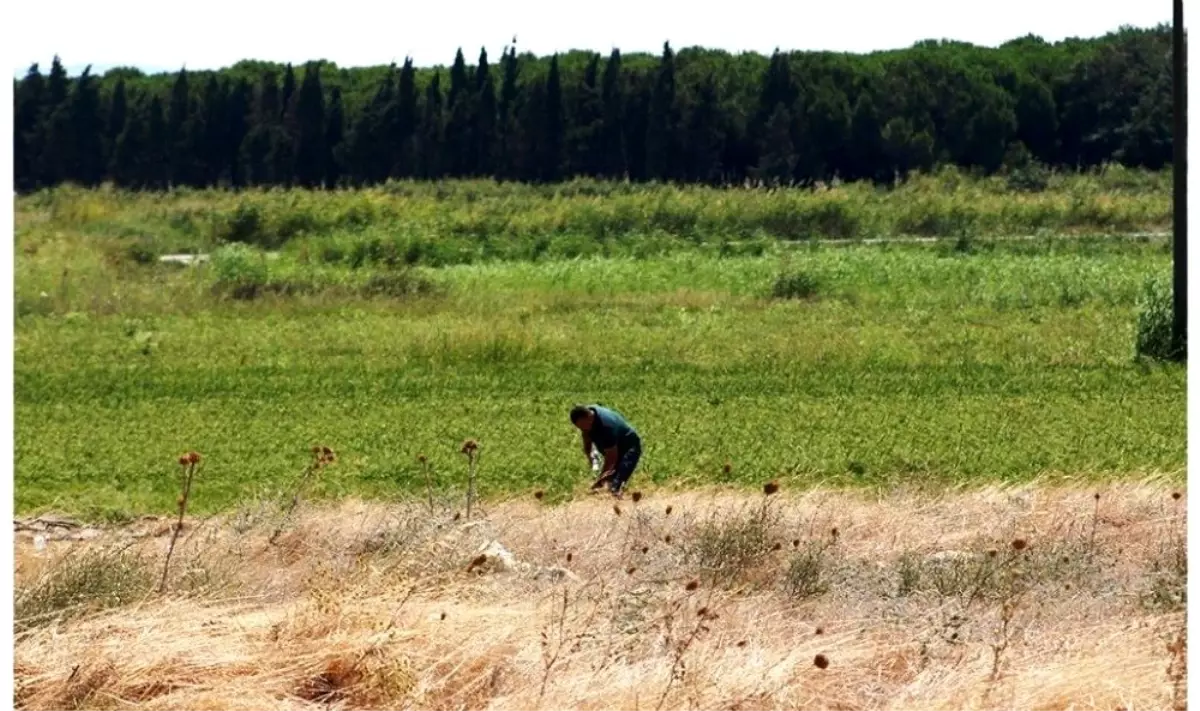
13,173,1186,520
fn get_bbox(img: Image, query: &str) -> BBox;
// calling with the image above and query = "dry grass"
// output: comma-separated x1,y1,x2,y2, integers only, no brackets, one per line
13,479,1187,710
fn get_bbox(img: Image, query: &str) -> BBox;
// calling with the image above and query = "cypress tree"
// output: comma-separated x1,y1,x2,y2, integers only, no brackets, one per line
567,53,604,177
226,78,250,187
144,95,168,189
475,48,497,176
645,42,678,181
111,91,146,188
600,49,625,178
291,63,326,188
166,68,191,186
418,72,445,179
542,54,564,182
14,64,46,191
105,79,128,177
395,58,419,177
70,68,105,186
325,85,345,187
496,47,521,179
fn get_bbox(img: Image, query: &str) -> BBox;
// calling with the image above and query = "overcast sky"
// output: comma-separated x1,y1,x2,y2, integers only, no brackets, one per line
9,0,1174,77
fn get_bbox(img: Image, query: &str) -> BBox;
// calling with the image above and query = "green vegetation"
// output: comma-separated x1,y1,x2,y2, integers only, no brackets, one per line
15,25,1174,192
14,178,1185,520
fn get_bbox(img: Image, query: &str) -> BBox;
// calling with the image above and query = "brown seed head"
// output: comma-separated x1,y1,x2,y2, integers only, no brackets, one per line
736,640,747,648
439,612,446,620
467,554,487,571
772,542,782,551
793,539,800,548
418,453,428,464
566,552,573,563
641,546,649,554
453,512,461,521
665,535,673,544
830,527,839,538
985,548,999,558
813,653,829,669
187,451,201,465
312,446,321,455
685,579,700,592
322,446,333,458
1172,491,1182,501
763,481,780,496
631,491,643,503
665,505,673,516
176,495,186,508
815,626,824,635
697,606,709,617
723,462,732,474
534,490,545,500
1011,538,1028,552
460,439,479,455
626,566,636,575
613,504,622,516
1093,492,1101,501
178,455,189,467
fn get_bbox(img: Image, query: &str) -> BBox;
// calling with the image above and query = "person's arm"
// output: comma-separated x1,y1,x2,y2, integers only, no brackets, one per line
591,446,619,488
581,430,593,463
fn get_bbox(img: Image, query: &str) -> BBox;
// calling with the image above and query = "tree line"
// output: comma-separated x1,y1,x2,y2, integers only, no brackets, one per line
12,25,1176,192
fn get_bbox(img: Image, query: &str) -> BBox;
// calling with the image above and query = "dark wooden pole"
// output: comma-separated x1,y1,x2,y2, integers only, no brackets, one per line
1173,0,1187,360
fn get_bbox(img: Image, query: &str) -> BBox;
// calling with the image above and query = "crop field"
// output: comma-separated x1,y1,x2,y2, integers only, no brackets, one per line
14,170,1185,519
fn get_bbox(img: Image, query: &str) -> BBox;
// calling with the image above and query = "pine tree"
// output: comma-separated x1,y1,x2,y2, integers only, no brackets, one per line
196,75,228,186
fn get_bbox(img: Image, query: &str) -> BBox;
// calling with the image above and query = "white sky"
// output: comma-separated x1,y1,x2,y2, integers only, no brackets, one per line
7,0,1174,77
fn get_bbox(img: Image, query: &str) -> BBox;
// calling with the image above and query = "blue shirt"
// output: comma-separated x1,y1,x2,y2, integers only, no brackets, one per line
589,405,641,452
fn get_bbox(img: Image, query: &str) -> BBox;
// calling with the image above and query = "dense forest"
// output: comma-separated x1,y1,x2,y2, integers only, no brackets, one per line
12,25,1176,192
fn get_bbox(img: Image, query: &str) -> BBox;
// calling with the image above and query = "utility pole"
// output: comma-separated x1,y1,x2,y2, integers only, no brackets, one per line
1173,0,1187,360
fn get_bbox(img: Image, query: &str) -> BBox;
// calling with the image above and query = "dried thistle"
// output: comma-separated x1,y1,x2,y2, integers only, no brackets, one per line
613,504,622,516
665,505,673,516
160,451,201,593
467,554,488,572
1011,538,1028,552
736,640,747,648
631,491,643,503
566,552,573,563
1172,491,1182,500
626,566,636,575
534,490,545,501
793,539,800,548
723,462,733,475
813,653,829,669
772,542,782,551
665,535,673,544
685,579,700,592
641,545,649,554
815,626,824,635
763,481,779,496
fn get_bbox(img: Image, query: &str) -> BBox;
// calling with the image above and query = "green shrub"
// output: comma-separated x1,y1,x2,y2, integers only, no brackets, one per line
211,243,269,300
1135,274,1184,361
771,270,821,300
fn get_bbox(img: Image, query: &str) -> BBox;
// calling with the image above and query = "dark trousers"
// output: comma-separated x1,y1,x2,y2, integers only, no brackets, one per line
608,445,642,494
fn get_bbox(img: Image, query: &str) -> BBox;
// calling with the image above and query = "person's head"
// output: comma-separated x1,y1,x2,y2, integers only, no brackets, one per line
570,404,595,431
